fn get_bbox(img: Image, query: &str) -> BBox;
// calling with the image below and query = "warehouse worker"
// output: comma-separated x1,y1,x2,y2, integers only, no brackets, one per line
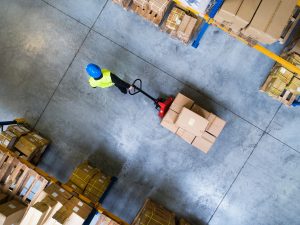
86,63,133,94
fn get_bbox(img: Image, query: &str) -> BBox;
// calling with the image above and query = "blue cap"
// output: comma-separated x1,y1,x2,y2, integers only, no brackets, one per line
86,64,102,79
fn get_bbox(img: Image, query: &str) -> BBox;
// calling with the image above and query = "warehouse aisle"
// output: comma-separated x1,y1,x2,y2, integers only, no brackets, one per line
0,0,299,225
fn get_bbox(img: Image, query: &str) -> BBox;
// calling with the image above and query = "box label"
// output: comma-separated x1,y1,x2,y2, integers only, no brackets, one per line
3,140,9,147
78,201,83,207
59,188,65,193
73,206,79,212
188,118,195,126
8,204,16,209
52,192,58,198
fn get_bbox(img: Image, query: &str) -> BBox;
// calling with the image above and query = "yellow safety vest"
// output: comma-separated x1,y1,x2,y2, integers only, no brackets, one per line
89,69,115,88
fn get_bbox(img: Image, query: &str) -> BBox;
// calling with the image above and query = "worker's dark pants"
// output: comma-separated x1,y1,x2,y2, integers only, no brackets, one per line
111,73,131,94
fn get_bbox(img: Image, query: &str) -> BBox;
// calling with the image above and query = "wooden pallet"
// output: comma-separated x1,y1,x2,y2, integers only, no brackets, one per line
130,3,163,26
112,0,132,10
0,151,48,205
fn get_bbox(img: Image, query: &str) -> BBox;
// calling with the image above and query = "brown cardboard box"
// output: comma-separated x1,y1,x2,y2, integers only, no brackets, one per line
0,131,17,149
69,162,100,190
206,117,226,137
230,0,261,33
84,172,111,203
177,15,197,42
35,183,72,204
243,0,280,44
191,104,210,119
133,0,149,9
192,136,213,153
266,0,297,39
65,181,83,194
7,125,30,137
65,197,93,220
14,135,40,159
287,76,300,94
96,213,120,225
176,128,196,144
149,0,170,16
160,109,179,133
20,202,50,225
169,93,194,113
132,199,175,225
214,0,244,23
166,7,185,31
267,77,286,93
0,200,27,225
48,206,73,225
175,108,209,136
271,66,294,84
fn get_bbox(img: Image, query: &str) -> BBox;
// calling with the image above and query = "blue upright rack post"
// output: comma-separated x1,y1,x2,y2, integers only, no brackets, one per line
192,0,224,48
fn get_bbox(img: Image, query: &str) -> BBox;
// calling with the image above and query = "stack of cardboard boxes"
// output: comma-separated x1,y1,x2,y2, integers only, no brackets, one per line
165,7,198,43
214,0,298,44
20,183,93,225
0,124,49,164
132,199,175,225
161,93,226,153
261,39,300,105
66,162,111,203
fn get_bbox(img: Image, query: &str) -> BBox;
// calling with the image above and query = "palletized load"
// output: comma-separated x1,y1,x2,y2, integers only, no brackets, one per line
132,199,176,225
260,41,300,106
163,6,199,43
214,0,298,44
14,131,49,162
161,93,226,153
0,131,17,149
66,161,112,203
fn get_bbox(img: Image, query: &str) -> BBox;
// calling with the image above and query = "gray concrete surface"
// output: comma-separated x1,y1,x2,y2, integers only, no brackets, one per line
0,0,299,225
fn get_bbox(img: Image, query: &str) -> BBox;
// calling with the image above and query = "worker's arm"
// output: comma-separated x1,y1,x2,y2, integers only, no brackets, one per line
111,74,131,94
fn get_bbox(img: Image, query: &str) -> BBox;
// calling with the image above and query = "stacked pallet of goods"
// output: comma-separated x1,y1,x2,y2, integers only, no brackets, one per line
261,38,300,105
0,124,49,165
161,93,226,153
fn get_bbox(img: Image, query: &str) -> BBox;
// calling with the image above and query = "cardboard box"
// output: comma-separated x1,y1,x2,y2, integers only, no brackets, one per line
0,200,27,225
96,214,120,225
160,109,179,133
206,117,226,137
166,7,186,31
20,202,50,225
192,136,213,153
35,183,72,204
191,104,210,119
266,0,297,39
149,0,170,16
214,0,244,23
133,0,149,9
169,93,194,114
65,181,83,194
287,77,300,94
69,162,100,190
7,124,30,137
0,131,17,149
84,172,111,203
65,197,93,220
14,135,40,159
175,107,209,136
177,15,197,42
48,206,73,225
271,67,294,84
243,0,280,44
176,128,196,144
230,0,261,33
267,77,286,93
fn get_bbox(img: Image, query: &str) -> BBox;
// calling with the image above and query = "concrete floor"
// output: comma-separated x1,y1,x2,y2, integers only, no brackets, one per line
0,0,299,224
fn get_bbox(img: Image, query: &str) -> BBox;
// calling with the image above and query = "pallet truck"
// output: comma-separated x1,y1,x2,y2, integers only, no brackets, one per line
129,79,174,118
0,118,26,132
